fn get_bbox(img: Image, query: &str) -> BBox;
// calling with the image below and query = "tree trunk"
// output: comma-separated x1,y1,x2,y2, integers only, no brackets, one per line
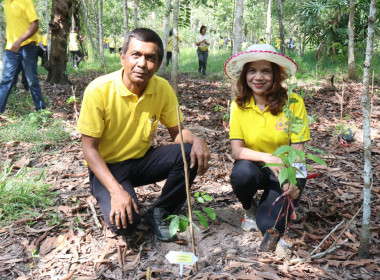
123,0,129,39
98,0,106,71
233,0,244,54
45,0,50,60
265,0,273,44
161,0,171,74
358,0,377,260
171,0,179,95
133,0,139,29
0,5,4,77
348,0,356,80
46,0,72,84
277,0,285,54
81,0,97,53
89,0,100,49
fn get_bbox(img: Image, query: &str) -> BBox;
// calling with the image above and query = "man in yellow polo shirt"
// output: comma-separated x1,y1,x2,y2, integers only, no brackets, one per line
77,28,210,242
0,0,46,114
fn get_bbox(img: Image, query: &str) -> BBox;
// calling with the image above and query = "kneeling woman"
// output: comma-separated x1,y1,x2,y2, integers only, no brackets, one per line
224,44,310,236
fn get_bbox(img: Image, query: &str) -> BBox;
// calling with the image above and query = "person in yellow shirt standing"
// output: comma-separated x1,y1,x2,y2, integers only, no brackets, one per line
77,28,210,241
69,26,86,68
108,35,116,53
0,0,46,113
166,29,182,67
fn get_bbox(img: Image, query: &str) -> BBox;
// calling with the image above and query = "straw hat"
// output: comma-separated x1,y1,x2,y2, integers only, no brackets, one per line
224,44,298,81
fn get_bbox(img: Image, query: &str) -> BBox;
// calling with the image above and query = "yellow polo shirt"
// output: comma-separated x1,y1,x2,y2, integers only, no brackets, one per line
69,32,80,51
167,35,182,52
77,69,183,163
4,0,39,50
229,93,310,154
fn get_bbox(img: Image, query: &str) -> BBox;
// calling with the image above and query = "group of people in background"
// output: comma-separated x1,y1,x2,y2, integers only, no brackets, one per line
103,35,125,53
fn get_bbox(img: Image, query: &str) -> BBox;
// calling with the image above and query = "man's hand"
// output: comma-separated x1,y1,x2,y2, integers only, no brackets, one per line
190,137,211,175
109,187,139,229
11,40,22,53
283,183,300,200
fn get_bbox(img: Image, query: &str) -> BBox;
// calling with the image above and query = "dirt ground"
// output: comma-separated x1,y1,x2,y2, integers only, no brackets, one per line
0,72,379,280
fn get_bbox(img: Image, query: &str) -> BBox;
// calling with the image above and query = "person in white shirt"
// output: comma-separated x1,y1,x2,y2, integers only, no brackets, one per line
195,25,210,76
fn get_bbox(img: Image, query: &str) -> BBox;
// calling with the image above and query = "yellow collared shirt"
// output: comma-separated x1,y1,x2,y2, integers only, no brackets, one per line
4,0,39,50
77,69,183,163
229,93,310,154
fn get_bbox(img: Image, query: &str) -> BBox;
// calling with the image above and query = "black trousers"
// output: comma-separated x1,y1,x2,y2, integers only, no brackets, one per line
196,48,208,75
89,144,197,235
166,51,172,66
70,50,83,67
230,160,306,234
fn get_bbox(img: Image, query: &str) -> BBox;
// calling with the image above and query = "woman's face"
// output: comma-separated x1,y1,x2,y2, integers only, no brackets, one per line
245,60,274,95
201,27,207,35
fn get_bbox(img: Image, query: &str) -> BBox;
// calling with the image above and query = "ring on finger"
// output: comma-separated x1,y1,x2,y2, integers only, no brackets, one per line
114,212,119,215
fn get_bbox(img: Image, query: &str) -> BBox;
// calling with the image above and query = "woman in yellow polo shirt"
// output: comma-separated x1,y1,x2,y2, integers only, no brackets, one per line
224,44,310,243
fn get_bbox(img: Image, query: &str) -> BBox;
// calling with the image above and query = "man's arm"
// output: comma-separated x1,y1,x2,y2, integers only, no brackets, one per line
167,126,210,175
81,134,139,229
11,20,39,53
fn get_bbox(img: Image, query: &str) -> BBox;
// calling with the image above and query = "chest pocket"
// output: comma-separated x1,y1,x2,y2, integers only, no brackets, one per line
143,117,159,142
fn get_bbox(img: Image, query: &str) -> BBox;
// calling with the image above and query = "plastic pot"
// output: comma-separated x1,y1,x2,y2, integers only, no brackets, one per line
260,227,280,252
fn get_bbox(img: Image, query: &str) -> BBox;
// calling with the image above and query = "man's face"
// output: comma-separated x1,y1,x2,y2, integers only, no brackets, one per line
120,38,161,90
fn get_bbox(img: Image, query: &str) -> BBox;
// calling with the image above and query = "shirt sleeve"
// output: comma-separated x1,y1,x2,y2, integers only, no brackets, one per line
290,94,310,143
229,100,244,140
25,0,39,23
77,85,105,138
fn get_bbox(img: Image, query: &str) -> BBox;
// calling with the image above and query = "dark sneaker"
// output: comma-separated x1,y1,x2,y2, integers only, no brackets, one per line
144,207,178,242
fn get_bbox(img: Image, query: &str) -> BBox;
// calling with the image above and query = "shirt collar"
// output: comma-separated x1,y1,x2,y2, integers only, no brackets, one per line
244,96,267,113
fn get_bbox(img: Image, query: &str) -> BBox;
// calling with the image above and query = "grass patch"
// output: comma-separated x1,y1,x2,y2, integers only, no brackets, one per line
0,164,57,226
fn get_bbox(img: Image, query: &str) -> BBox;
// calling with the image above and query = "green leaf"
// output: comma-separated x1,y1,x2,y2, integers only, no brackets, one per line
202,195,213,202
197,213,208,229
263,163,283,168
288,149,297,165
307,115,316,124
178,218,188,233
169,216,179,238
306,154,327,165
273,145,293,156
288,98,299,105
287,167,297,185
203,207,216,220
295,150,306,162
194,192,200,198
305,145,327,155
197,197,205,203
278,168,288,187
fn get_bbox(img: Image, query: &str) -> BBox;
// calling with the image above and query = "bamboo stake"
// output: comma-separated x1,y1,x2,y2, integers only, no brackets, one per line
176,106,198,272
371,70,374,113
340,84,345,120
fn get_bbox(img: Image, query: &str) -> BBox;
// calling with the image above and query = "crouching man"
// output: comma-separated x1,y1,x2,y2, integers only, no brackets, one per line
77,28,210,241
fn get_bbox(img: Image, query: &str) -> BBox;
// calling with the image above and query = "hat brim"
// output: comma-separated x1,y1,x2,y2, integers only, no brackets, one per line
224,50,298,81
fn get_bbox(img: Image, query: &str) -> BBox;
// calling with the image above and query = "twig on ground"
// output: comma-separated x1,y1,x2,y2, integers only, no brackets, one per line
309,220,344,256
60,268,77,280
87,198,102,228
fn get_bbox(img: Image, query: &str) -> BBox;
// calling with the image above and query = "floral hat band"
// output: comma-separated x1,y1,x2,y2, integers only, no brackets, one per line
224,44,298,81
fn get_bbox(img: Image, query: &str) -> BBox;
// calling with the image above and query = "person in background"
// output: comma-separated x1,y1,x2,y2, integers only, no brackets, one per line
166,29,182,67
195,25,210,76
77,28,210,242
37,32,47,67
108,35,116,54
69,26,86,68
224,44,310,253
0,0,46,114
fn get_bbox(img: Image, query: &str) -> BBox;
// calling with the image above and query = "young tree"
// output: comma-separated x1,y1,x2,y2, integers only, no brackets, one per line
277,0,285,54
0,4,3,66
171,0,179,95
233,0,244,54
265,0,273,44
45,0,50,60
161,0,171,74
123,0,129,39
99,0,106,70
47,0,72,84
81,0,97,53
348,0,356,80
133,0,139,29
358,0,377,259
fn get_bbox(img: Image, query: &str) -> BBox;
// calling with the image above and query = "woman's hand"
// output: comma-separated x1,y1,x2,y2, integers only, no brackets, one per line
262,153,283,178
283,183,300,200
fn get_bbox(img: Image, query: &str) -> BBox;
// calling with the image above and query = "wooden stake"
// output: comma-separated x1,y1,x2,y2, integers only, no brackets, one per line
176,106,198,272
371,70,374,113
340,84,345,120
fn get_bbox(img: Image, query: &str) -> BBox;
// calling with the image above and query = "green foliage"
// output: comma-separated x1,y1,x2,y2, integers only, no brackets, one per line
166,191,216,238
214,105,223,112
66,96,79,105
0,164,57,226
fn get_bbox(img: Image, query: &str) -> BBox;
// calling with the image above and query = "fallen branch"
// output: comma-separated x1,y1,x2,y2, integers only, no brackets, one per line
13,213,45,225
60,268,77,280
87,198,102,228
309,220,344,255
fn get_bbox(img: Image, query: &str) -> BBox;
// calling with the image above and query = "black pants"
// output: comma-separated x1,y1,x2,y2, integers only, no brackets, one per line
89,144,197,235
197,48,208,75
70,50,83,67
230,160,306,234
166,51,172,66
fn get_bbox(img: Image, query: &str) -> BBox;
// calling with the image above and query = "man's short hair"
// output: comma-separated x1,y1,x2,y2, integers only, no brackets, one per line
122,28,164,63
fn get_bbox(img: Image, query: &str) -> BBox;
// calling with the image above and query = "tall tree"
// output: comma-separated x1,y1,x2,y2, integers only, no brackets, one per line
277,0,285,53
123,0,129,39
265,0,273,44
99,0,106,71
161,0,171,74
81,0,97,53
233,0,244,54
45,0,50,60
47,0,72,84
90,0,100,49
171,0,179,95
358,0,377,259
133,0,139,29
0,4,3,62
348,0,356,80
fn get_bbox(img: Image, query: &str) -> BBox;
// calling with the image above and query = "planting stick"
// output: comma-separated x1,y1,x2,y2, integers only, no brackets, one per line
176,106,198,272
340,84,345,120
